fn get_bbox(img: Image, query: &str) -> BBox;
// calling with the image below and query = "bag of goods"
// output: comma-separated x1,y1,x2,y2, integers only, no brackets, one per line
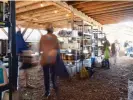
80,66,89,79
20,50,39,66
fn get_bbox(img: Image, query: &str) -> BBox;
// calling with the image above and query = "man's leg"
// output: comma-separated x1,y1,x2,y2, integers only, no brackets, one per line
50,65,59,99
43,65,50,96
107,59,110,69
50,65,58,91
112,55,115,65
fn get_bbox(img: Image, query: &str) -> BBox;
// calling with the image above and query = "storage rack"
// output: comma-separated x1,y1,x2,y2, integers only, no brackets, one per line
0,1,17,100
57,20,93,76
73,20,92,69
92,29,105,57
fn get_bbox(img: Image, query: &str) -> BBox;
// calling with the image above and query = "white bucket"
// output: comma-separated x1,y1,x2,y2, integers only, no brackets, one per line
128,78,133,100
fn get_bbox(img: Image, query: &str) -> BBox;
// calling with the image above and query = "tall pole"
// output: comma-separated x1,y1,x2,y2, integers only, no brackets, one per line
9,1,17,100
82,20,84,67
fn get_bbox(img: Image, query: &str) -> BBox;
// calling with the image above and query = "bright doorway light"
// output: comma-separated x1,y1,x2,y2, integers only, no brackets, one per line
117,21,133,26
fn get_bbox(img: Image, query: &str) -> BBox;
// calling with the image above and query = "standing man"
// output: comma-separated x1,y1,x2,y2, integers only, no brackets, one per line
39,23,59,99
115,40,120,57
103,37,110,69
111,42,117,65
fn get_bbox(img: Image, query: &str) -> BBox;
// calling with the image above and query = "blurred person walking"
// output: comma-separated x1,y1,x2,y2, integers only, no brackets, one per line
39,23,59,99
111,42,117,65
115,40,120,57
102,37,110,69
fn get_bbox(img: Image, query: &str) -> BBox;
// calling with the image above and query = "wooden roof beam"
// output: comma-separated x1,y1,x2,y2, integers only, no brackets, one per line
88,8,133,16
67,1,87,6
85,3,133,14
81,1,128,12
92,15,133,19
90,13,133,18
17,18,70,25
31,20,70,25
17,15,70,24
52,2,102,26
100,21,121,25
18,10,69,20
17,6,58,16
16,1,54,14
93,17,118,22
16,1,39,9
75,1,107,9
17,9,65,18
87,7,133,16
96,20,118,25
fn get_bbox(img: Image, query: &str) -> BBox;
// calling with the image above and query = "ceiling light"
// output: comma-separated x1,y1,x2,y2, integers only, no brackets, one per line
66,14,70,17
66,14,69,17
54,10,58,13
40,3,44,7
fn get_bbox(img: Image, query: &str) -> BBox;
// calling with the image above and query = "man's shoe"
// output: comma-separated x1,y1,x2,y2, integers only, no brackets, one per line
42,93,50,99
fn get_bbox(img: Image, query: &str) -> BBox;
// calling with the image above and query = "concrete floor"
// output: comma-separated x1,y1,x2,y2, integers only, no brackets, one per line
19,56,133,100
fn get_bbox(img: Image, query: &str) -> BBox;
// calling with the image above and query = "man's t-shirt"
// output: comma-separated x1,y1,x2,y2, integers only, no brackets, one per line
39,34,59,66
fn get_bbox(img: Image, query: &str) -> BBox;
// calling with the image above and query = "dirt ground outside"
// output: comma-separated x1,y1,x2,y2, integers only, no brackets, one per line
19,56,133,100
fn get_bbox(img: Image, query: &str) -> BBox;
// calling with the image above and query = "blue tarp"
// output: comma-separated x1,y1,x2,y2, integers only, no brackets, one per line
55,53,69,78
16,31,28,54
127,47,133,52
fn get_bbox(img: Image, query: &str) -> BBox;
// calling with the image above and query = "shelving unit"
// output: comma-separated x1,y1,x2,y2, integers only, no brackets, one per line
0,1,19,100
57,20,93,76
73,20,93,71
92,29,105,57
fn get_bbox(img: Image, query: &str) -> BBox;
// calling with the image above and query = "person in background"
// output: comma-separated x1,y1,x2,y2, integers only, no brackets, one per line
111,42,117,65
115,40,120,57
124,41,129,48
103,37,110,69
16,27,34,88
39,23,59,99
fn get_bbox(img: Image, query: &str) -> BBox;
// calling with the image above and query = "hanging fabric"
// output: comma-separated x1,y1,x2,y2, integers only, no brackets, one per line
16,31,28,54
55,53,69,78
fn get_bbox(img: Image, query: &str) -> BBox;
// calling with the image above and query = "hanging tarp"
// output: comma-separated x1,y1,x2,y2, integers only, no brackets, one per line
16,31,28,54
